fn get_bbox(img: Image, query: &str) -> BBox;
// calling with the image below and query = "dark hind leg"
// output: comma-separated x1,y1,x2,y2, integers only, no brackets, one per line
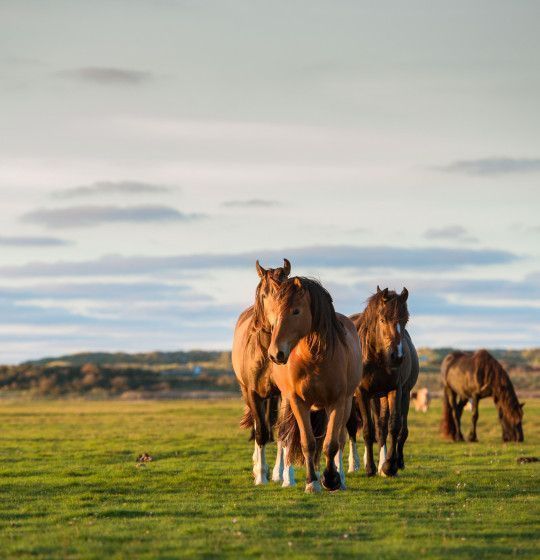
381,386,402,477
346,398,361,472
467,396,479,442
248,391,271,484
358,389,376,476
374,397,389,474
397,391,411,470
446,387,465,442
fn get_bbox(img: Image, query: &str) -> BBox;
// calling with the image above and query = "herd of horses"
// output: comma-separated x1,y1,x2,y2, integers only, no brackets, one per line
232,259,525,493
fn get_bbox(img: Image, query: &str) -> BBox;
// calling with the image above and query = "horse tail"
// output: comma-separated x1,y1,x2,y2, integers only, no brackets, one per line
346,396,361,441
440,355,456,439
239,405,256,440
278,402,327,466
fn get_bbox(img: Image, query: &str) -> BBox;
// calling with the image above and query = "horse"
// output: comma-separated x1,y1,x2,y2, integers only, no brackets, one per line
347,286,419,477
264,276,362,493
441,349,524,442
232,258,291,485
411,387,431,413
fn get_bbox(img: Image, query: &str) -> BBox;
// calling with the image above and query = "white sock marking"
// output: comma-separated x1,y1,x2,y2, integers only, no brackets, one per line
272,441,284,482
281,445,296,487
377,444,387,475
348,439,360,472
252,442,268,485
334,448,346,489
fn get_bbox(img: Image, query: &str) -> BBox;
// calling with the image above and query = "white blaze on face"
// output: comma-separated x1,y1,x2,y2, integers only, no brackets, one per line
396,323,403,358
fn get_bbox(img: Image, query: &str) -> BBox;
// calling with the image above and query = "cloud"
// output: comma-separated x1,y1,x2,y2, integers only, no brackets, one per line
436,157,540,175
0,244,519,278
56,66,152,85
53,180,170,198
424,225,478,243
0,235,69,247
21,205,203,228
222,199,280,208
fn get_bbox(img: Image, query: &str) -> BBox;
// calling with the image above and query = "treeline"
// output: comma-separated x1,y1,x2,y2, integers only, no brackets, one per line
1,348,539,397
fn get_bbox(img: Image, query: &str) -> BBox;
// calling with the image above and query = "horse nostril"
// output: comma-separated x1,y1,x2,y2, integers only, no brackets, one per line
276,350,285,362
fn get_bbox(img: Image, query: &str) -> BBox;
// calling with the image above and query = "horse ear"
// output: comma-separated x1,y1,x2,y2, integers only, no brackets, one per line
377,285,381,293
294,277,302,289
400,287,409,302
283,258,291,276
255,260,266,279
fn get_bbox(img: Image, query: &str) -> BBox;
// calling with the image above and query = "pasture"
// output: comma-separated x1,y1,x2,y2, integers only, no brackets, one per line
0,398,538,559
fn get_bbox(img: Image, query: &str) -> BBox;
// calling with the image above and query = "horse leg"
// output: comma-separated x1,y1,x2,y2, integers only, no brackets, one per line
346,399,361,473
467,396,479,442
381,386,402,477
272,440,284,482
446,387,464,442
248,392,270,485
376,396,389,475
397,391,410,470
289,395,319,493
358,389,376,476
334,399,352,489
321,398,348,491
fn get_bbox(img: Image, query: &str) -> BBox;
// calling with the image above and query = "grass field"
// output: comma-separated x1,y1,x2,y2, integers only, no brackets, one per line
0,398,538,559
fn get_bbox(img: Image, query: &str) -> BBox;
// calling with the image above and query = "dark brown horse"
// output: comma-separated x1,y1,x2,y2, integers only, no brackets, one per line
348,286,419,477
266,277,362,493
232,259,291,484
441,350,524,442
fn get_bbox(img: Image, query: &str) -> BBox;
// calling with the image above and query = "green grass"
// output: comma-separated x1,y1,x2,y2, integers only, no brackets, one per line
0,399,538,559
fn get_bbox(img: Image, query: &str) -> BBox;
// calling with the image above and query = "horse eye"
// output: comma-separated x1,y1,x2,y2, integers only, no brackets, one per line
292,309,300,315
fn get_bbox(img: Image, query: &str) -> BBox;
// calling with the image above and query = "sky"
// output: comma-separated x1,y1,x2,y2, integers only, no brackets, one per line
1,1,539,363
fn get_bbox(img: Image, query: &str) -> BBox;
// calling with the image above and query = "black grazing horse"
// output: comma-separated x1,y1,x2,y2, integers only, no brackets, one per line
441,349,524,442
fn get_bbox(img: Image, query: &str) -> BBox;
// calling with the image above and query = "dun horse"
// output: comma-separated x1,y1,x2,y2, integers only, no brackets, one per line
441,349,524,442
265,277,362,493
232,259,291,485
348,287,419,477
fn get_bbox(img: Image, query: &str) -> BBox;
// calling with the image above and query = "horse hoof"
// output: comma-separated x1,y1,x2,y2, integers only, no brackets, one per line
467,434,478,443
321,469,341,491
272,468,283,483
348,465,359,473
397,458,405,470
381,460,398,477
305,481,321,493
282,478,296,488
365,465,376,477
254,475,268,485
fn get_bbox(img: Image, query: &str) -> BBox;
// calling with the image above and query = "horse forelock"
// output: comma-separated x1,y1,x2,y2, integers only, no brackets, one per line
274,277,346,361
358,289,410,362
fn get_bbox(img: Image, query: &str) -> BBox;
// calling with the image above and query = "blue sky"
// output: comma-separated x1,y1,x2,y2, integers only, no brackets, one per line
1,1,539,362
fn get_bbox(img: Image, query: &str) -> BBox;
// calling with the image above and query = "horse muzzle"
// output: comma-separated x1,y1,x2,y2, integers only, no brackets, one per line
269,348,289,365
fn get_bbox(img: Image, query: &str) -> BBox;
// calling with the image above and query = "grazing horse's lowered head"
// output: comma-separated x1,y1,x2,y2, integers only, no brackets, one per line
360,286,410,370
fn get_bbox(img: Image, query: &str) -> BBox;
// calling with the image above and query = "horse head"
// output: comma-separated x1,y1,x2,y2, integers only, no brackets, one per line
375,285,410,369
253,259,291,331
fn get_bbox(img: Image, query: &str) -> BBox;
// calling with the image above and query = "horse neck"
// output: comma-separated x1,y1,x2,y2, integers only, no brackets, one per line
358,311,381,364
491,366,520,421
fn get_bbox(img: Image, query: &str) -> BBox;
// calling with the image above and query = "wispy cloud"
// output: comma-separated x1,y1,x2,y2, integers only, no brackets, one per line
424,225,478,243
56,66,152,85
436,157,540,175
0,244,519,278
222,199,280,208
53,180,170,198
0,235,69,247
21,205,203,228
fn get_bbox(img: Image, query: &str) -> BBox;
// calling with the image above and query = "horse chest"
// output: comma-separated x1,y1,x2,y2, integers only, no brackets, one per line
361,365,398,396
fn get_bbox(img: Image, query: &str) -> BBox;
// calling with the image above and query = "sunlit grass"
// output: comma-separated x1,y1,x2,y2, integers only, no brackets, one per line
0,398,538,559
